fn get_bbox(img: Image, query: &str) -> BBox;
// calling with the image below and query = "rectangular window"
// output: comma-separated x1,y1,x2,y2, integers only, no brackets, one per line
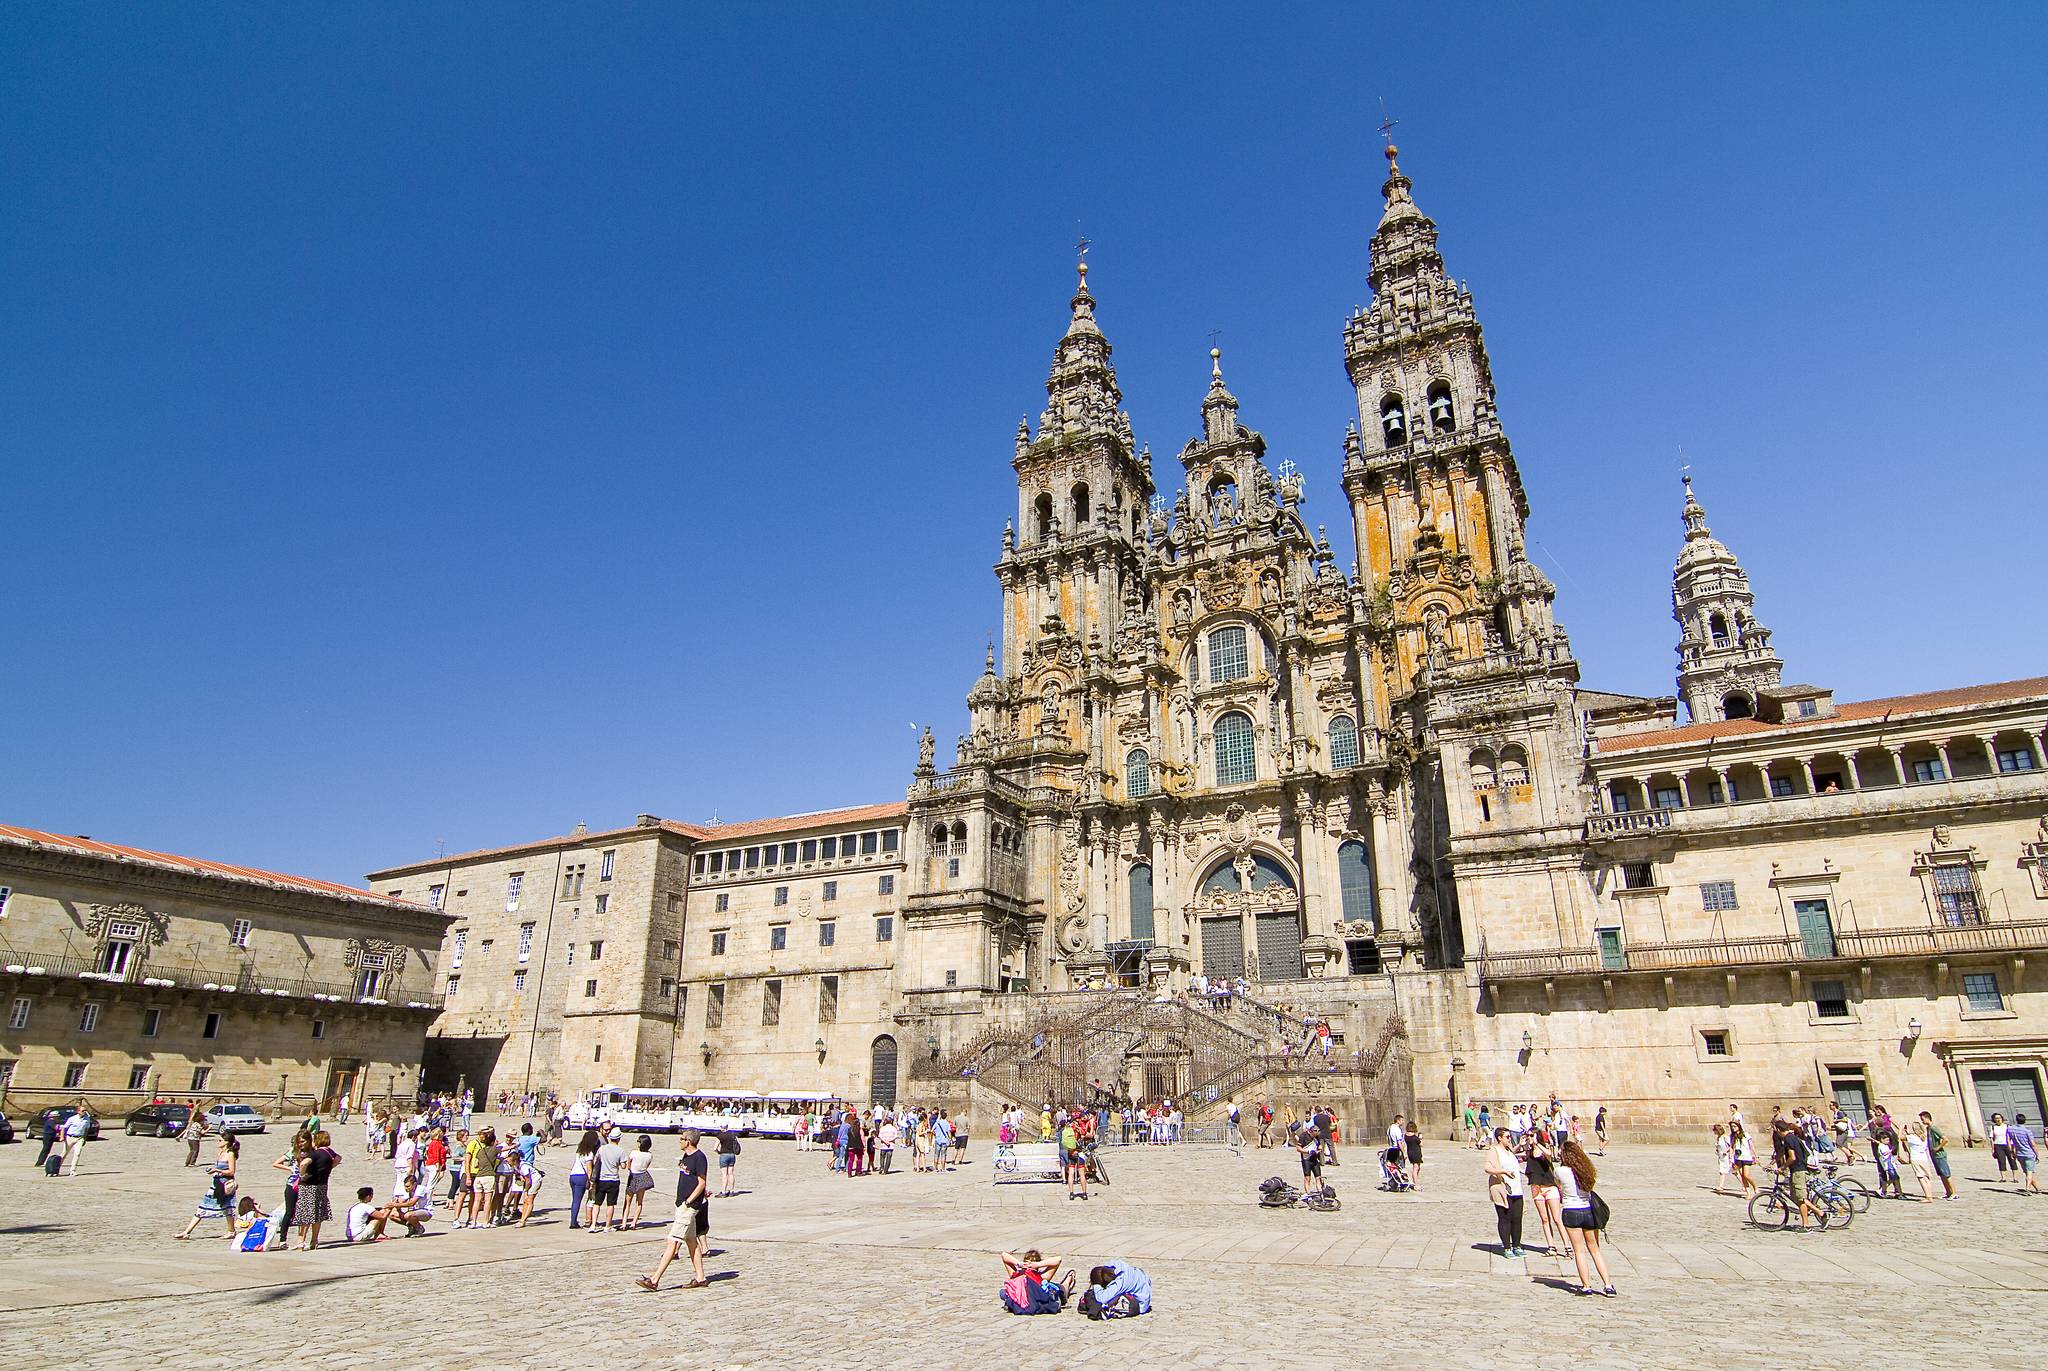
1812,978,1850,1018
770,925,788,951
745,847,761,869
428,884,445,910
203,1012,220,1039
142,1008,161,1038
782,843,798,865
668,893,681,912
1911,758,1945,783
186,1066,209,1092
594,1044,603,1063
774,886,789,907
1702,1030,1731,1057
312,1019,325,1039
79,1003,100,1033
451,929,466,968
1596,928,1624,971
1208,625,1249,683
709,852,724,874
1963,972,2004,1013
1652,787,1682,809
861,832,878,855
944,969,958,987
882,829,900,853
1932,864,1984,927
517,922,536,961
819,974,839,1024
823,881,838,902
1998,748,2037,774
659,976,676,999
762,978,782,1026
506,872,523,911
0,886,9,917
1700,881,1738,912
711,931,727,956
818,921,836,947
584,979,598,998
480,939,493,956
947,857,961,878
230,919,252,948
693,855,706,876
595,893,608,915
447,975,460,998
707,982,726,1028
7,998,25,1030
876,915,894,943
801,839,818,862
600,849,615,881
661,939,679,961
1706,781,1725,803
64,1063,87,1089
512,970,527,992
715,893,730,913
878,874,895,896
589,941,603,961
1770,776,1795,797
1622,862,1655,890
128,1064,151,1090
820,837,838,860
1797,699,1819,718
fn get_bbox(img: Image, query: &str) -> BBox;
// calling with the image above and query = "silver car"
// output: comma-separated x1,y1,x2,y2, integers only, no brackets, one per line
201,1103,268,1135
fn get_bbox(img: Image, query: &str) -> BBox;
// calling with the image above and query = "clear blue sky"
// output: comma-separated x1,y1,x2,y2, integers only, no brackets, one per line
5,5,2042,886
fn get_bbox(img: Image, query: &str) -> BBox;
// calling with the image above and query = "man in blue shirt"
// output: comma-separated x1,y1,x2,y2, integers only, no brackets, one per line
1085,1260,1153,1318
932,1112,955,1171
2010,1113,2041,1195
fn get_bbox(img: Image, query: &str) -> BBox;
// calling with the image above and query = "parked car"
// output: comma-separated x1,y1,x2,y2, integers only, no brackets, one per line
201,1103,267,1135
27,1106,100,1141
0,1115,14,1144
124,1102,195,1137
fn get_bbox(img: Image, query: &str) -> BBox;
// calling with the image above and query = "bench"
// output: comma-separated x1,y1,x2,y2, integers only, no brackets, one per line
991,1142,1065,1183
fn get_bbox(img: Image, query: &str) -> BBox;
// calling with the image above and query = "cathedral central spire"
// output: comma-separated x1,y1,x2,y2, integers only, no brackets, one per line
1672,474,1783,722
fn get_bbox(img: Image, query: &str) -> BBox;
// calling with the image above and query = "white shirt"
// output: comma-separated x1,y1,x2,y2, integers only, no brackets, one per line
1490,1145,1525,1197
345,1202,377,1241
1387,1124,1405,1149
63,1114,91,1139
395,1137,417,1171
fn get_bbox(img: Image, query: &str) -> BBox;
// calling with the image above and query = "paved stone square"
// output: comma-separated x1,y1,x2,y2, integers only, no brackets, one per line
0,1120,2043,1368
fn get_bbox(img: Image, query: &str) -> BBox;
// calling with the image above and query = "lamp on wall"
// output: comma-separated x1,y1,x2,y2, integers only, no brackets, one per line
1906,1017,1924,1040
815,1037,828,1063
698,1040,713,1065
926,1033,940,1060
1520,1030,1534,1052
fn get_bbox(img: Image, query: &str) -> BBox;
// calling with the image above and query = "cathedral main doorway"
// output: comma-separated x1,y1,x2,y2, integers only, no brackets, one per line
1200,917,1244,979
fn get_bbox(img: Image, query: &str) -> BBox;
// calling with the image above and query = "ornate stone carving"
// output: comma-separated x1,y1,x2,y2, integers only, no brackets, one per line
85,902,168,945
344,938,409,972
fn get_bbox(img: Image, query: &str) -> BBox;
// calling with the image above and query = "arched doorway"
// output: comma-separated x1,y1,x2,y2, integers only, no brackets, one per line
870,1034,899,1107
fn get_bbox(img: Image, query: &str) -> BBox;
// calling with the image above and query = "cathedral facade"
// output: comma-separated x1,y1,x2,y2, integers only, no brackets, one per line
373,144,2048,1139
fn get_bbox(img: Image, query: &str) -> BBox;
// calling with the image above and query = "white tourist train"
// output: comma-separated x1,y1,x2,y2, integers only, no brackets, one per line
580,1086,844,1137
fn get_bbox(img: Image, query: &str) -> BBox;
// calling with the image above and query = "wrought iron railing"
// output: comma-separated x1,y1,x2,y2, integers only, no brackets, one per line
0,941,441,1009
1475,918,2048,981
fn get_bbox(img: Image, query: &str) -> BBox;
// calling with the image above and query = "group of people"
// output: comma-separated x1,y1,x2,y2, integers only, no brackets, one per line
1482,1118,1615,1296
1463,1098,1609,1156
1710,1100,2039,1212
793,1103,966,1176
998,1250,1153,1319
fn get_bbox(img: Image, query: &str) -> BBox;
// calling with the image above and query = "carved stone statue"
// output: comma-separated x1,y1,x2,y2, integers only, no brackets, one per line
917,726,936,771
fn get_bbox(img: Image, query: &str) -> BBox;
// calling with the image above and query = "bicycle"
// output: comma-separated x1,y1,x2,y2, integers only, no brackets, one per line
1748,1169,1847,1231
1813,1163,1873,1214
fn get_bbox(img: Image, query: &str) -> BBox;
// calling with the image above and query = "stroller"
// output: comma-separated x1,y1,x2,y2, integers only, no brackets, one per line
1379,1145,1413,1192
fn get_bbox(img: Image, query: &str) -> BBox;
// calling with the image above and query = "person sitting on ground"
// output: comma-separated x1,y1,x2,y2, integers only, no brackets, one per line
345,1186,384,1243
1081,1260,1153,1319
999,1249,1075,1314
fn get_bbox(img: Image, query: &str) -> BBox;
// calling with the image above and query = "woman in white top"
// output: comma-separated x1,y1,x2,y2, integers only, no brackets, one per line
1556,1140,1615,1297
1482,1128,1527,1258
1729,1121,1758,1197
1711,1123,1734,1194
1991,1114,2013,1180
620,1134,657,1229
1903,1121,1937,1203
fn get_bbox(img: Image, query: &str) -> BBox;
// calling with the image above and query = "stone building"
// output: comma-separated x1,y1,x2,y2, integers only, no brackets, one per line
374,140,2048,1138
0,824,449,1114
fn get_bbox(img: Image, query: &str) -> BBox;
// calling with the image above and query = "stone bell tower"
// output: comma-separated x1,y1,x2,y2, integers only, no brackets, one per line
1672,475,1783,723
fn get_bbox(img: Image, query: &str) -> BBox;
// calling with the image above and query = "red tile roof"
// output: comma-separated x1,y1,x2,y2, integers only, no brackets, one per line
1595,676,2048,754
0,823,434,912
693,801,909,842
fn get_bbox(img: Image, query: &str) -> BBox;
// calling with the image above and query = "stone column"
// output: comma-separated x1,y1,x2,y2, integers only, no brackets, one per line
1937,742,1955,780
1888,746,1908,785
1800,758,1818,794
1713,767,1733,805
1480,460,1515,573
1369,797,1401,935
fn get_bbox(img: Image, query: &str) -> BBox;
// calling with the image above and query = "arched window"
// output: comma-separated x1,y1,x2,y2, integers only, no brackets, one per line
1380,393,1407,444
1034,493,1054,542
1427,380,1454,432
1201,861,1242,896
1468,748,1496,788
1125,747,1152,800
1213,710,1255,785
870,1035,899,1106
1329,715,1360,770
1248,853,1296,890
1499,745,1529,787
1723,692,1754,720
1071,482,1090,529
1129,863,1155,941
1708,612,1729,646
1208,625,1249,684
930,823,949,850
949,820,967,855
1338,840,1376,929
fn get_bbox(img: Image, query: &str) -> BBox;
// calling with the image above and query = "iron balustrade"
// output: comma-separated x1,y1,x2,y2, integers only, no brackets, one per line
1475,917,2048,982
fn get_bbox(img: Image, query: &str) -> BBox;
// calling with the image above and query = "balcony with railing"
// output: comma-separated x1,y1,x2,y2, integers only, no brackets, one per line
1475,915,2048,983
0,941,442,1011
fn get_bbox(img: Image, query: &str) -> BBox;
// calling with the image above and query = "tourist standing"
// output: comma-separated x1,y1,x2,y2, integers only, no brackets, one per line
566,1129,598,1227
716,1126,743,1194
1991,1113,2012,1181
1485,1127,1526,1258
1556,1140,1615,1297
1295,1119,1325,1197
933,1111,955,1171
952,1112,970,1167
877,1113,900,1173
590,1131,628,1231
636,1130,710,1292
1903,1120,1938,1203
1729,1121,1758,1197
1711,1123,1734,1194
1403,1117,1422,1190
1593,1106,1609,1155
181,1109,207,1167
622,1134,656,1228
1524,1134,1567,1256
60,1107,93,1175
292,1129,340,1250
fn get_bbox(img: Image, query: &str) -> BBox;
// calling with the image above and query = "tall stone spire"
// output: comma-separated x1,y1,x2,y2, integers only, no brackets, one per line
1036,259,1133,448
1368,142,1447,295
1672,475,1783,722
1200,346,1239,443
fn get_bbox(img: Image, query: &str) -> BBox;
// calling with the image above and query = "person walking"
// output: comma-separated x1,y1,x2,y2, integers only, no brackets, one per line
1711,1123,1734,1194
1771,1118,1819,1232
1593,1106,1610,1156
175,1136,240,1240
636,1130,710,1291
1729,1120,1758,1197
622,1134,656,1228
1556,1140,1615,1296
60,1107,94,1175
2009,1114,2041,1194
1484,1128,1527,1258
1402,1117,1422,1190
182,1109,207,1167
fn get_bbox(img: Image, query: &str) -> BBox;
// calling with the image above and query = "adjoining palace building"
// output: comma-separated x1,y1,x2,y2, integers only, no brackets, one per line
372,141,2048,1139
0,825,450,1114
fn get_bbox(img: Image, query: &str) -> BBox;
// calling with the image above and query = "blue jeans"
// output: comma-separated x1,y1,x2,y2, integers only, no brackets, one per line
567,1172,587,1226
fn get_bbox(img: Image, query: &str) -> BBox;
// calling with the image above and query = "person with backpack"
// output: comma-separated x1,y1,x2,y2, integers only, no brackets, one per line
998,1249,1073,1314
1061,1117,1088,1201
1081,1260,1152,1319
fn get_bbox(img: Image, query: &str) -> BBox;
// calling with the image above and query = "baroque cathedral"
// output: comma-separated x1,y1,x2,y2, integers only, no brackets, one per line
382,142,2048,1138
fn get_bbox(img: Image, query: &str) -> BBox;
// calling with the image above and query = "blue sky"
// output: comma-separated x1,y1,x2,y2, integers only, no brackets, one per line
4,5,2042,885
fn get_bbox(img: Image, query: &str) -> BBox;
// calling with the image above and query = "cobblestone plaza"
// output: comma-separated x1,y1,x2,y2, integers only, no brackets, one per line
1,1123,2043,1367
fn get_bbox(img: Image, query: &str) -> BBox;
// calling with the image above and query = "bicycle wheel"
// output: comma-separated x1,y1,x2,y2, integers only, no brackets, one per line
1825,1192,1855,1228
1836,1178,1875,1213
1748,1190,1790,1230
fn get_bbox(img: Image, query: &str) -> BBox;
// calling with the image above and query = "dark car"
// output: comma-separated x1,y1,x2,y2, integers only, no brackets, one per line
28,1106,101,1141
125,1103,194,1137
